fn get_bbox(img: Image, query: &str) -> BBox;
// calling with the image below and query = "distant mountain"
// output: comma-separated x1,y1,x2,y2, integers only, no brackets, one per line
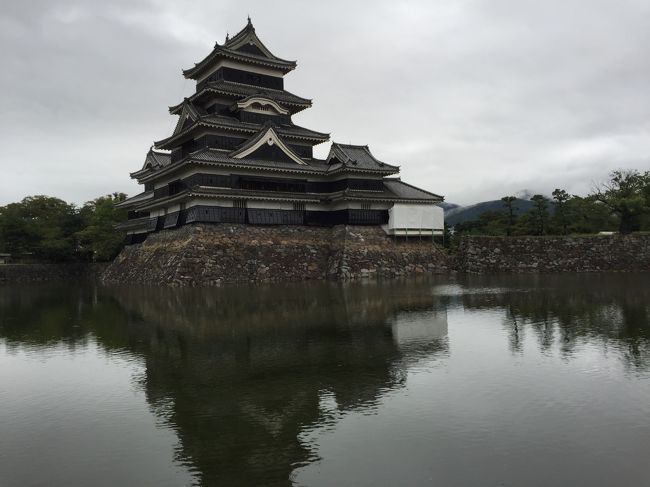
514,189,536,200
437,202,460,212
445,198,537,226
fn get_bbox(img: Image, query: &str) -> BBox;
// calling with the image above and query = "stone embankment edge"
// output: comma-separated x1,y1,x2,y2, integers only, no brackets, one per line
0,263,108,284
455,234,650,273
10,231,647,286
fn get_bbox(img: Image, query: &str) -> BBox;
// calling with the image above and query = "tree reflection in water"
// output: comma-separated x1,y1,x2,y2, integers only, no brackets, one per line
453,273,650,371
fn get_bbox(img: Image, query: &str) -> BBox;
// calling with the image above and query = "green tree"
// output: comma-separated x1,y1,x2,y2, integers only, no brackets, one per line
552,189,571,235
452,210,510,237
564,196,614,234
529,194,550,235
641,177,650,230
76,193,128,261
592,170,650,234
0,196,82,260
442,222,455,249
501,196,518,236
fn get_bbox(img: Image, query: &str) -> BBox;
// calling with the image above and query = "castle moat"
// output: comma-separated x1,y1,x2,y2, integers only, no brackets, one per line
1,274,650,486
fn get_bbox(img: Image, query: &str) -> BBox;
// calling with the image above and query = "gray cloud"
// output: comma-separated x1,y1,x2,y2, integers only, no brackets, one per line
1,0,649,205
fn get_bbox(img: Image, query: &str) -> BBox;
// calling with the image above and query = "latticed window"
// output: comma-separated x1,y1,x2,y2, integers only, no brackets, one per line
234,200,247,209
293,202,306,211
361,202,372,210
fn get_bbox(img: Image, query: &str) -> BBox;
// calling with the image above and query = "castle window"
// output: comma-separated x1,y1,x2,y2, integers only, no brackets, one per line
293,202,306,211
234,200,248,209
361,202,372,210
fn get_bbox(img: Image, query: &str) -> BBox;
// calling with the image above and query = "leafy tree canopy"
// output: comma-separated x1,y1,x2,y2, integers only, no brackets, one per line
451,169,650,241
0,193,127,262
593,170,650,233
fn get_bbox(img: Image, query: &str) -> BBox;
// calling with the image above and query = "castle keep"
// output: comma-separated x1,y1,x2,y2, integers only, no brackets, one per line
117,19,444,243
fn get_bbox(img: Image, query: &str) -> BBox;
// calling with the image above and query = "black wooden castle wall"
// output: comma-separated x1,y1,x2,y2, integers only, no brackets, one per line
151,173,386,200
198,67,284,91
130,207,389,242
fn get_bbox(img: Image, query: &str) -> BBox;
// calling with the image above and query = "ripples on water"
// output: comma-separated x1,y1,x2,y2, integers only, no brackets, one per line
1,274,650,486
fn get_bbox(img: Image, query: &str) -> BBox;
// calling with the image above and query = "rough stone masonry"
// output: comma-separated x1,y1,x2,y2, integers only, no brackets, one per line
101,227,650,286
101,224,449,286
456,235,650,273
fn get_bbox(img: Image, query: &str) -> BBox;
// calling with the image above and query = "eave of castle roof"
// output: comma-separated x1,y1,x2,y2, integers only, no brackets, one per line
169,80,312,115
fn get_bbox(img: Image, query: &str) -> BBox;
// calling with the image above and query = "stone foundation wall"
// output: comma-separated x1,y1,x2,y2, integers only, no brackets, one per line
0,263,107,284
101,229,650,285
456,234,650,273
101,224,449,286
328,226,450,279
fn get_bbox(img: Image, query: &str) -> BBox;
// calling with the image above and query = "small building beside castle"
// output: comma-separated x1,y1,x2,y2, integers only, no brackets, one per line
117,19,444,244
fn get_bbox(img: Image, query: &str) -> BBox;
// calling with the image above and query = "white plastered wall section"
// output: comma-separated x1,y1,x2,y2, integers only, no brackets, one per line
185,198,232,209
321,201,392,211
383,204,444,236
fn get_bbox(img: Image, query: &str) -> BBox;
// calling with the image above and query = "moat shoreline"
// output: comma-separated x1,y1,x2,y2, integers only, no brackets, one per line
3,225,650,285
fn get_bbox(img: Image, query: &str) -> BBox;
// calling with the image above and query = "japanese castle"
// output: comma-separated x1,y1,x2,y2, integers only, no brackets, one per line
118,19,444,243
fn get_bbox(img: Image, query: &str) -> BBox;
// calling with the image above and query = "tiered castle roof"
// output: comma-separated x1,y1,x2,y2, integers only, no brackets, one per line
182,17,297,78
118,18,443,226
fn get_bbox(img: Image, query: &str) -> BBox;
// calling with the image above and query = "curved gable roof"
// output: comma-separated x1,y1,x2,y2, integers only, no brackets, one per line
327,143,399,173
234,95,289,115
230,125,307,165
183,19,297,79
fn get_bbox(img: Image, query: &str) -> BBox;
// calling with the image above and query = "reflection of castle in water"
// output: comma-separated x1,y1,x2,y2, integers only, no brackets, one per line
3,274,650,485
0,281,449,485
100,281,450,486
389,309,448,369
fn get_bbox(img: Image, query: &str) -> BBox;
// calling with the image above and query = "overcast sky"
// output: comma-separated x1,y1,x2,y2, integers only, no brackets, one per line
1,0,649,206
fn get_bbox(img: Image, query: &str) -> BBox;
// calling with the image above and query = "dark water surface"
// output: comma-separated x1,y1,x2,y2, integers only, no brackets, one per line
1,274,650,486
